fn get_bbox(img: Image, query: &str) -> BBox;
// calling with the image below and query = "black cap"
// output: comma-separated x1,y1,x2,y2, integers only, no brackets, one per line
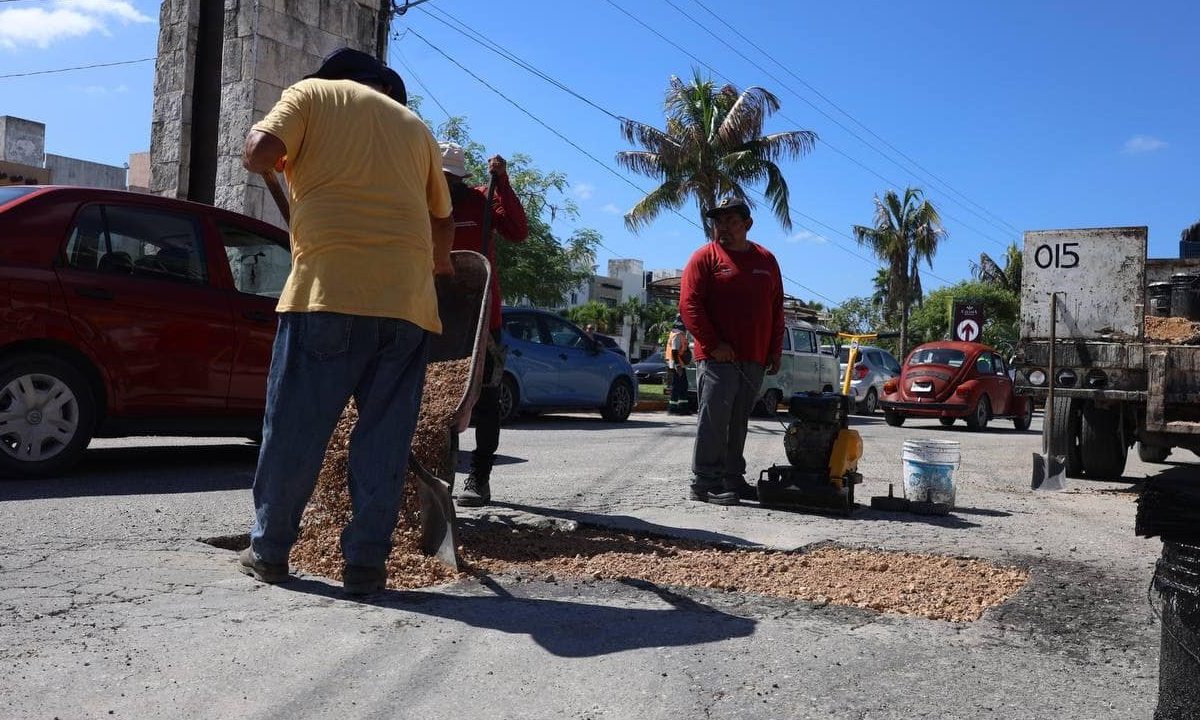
704,195,751,220
380,67,408,106
305,47,385,85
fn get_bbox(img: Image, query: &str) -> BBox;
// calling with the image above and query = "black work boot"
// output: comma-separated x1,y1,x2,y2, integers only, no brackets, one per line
457,472,491,507
343,564,387,596
726,477,758,502
237,547,289,584
688,479,739,506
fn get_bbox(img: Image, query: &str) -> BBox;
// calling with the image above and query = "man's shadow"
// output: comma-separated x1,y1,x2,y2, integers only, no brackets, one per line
283,574,756,658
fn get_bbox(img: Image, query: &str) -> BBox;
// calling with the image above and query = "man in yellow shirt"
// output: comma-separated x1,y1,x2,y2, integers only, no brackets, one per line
239,47,454,595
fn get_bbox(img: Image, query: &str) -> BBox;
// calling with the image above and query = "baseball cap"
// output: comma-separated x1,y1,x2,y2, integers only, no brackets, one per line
439,142,467,177
380,67,408,105
305,47,385,85
704,195,752,220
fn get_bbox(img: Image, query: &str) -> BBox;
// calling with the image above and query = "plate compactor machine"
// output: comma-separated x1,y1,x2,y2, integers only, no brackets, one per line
757,392,863,515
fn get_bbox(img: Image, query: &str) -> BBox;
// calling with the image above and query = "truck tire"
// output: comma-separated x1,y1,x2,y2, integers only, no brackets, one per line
1079,404,1128,480
1137,442,1170,464
1046,396,1084,479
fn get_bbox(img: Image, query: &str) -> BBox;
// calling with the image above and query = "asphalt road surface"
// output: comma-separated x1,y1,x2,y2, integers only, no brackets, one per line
1,408,1178,719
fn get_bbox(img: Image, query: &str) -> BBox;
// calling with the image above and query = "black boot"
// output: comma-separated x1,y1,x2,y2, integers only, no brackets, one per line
457,472,491,507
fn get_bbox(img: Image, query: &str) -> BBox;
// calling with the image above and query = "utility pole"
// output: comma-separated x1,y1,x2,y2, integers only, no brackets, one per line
375,0,436,62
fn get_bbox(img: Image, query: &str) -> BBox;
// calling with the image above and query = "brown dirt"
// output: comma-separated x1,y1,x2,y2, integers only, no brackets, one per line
1145,315,1200,344
289,359,1027,624
289,359,471,588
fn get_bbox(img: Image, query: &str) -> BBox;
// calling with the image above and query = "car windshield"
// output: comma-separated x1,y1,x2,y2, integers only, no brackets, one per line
908,348,966,368
641,352,664,364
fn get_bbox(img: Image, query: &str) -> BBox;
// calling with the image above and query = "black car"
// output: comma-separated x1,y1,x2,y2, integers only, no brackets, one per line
593,333,627,358
632,351,669,385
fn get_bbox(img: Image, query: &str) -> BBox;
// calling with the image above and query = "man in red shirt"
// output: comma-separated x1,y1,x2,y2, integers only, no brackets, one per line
440,142,530,506
680,196,784,505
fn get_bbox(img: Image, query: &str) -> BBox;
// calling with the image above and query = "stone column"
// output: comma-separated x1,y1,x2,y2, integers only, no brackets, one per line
150,0,384,228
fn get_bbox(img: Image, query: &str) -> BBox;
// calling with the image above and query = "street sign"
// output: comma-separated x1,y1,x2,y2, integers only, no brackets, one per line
953,301,986,342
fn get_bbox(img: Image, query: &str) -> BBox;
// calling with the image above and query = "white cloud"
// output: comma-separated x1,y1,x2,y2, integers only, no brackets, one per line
601,203,622,215
0,1,150,50
1123,135,1167,154
787,230,827,244
572,183,594,200
76,83,130,96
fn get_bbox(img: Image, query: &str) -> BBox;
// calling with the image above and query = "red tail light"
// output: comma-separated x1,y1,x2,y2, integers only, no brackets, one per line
854,364,869,380
883,379,898,394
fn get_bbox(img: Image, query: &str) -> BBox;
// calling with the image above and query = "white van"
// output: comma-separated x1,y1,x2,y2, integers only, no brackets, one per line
678,321,842,415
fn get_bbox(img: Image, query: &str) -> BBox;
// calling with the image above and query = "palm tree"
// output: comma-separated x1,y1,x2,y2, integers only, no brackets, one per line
870,268,891,318
616,71,817,233
852,188,947,357
970,242,1022,295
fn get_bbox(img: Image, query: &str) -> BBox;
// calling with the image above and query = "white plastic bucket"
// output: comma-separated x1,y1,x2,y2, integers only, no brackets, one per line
901,439,960,506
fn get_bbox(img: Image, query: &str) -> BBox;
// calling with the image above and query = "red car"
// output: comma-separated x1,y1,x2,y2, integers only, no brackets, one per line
0,186,291,476
879,340,1033,431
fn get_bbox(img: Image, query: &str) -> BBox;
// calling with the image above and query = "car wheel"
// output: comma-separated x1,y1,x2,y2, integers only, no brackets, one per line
966,395,991,431
600,378,634,422
753,389,782,418
859,388,878,416
0,354,97,477
883,410,905,427
1012,397,1034,431
939,417,955,427
497,374,519,425
1137,442,1170,464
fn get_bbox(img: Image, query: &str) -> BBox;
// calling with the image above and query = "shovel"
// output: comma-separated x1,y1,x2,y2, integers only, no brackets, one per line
1032,292,1067,491
259,169,458,567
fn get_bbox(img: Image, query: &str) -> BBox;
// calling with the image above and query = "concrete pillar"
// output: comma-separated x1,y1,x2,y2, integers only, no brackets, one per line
149,0,384,227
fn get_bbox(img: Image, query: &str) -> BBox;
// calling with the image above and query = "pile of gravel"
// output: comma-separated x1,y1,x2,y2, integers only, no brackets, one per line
289,358,470,588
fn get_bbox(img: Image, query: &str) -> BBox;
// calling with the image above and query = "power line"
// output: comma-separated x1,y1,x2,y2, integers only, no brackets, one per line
402,11,960,303
389,41,453,120
0,57,153,79
687,0,1022,237
654,0,1015,247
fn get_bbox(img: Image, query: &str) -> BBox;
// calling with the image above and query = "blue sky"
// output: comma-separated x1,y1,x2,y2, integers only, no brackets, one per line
1,0,1197,308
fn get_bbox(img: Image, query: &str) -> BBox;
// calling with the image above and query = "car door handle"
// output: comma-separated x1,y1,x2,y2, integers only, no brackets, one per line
75,286,114,300
241,309,272,323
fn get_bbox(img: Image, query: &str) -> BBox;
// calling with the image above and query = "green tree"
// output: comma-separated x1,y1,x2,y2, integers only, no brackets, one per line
852,188,947,356
566,301,615,332
908,281,1020,353
437,118,599,308
827,296,884,335
641,301,679,347
616,71,817,233
970,242,1022,295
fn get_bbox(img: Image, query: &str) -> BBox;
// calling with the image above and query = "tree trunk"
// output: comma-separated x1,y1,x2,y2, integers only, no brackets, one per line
899,288,912,359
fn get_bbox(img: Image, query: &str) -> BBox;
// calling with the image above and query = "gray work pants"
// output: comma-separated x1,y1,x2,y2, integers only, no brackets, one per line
691,360,765,489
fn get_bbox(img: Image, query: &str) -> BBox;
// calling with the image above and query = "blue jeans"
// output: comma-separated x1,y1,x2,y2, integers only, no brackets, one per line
250,312,429,568
692,360,765,489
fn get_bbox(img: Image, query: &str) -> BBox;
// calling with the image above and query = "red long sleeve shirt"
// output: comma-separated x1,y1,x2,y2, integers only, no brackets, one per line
680,241,784,365
449,175,529,329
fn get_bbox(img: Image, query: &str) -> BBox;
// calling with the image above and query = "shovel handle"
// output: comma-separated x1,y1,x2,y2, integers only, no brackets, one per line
260,170,291,226
479,171,498,259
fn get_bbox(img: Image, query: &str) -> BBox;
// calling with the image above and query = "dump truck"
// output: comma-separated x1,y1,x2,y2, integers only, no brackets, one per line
1012,226,1200,479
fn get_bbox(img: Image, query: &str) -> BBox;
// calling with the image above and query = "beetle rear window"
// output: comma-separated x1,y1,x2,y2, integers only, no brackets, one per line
907,348,966,368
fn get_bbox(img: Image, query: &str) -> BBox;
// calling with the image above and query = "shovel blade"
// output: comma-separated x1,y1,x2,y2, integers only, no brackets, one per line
411,459,458,570
1032,452,1068,491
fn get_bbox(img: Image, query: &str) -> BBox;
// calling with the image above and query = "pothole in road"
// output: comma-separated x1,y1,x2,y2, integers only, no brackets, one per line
203,524,1028,623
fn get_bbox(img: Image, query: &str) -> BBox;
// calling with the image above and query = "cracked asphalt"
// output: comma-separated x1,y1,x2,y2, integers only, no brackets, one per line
0,410,1174,719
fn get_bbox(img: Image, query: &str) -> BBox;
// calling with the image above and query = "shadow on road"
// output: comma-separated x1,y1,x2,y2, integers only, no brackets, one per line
455,451,526,473
279,573,756,658
847,505,983,529
483,500,759,547
507,416,669,431
0,443,257,501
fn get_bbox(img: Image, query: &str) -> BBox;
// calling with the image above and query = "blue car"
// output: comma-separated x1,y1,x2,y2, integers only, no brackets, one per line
498,307,638,423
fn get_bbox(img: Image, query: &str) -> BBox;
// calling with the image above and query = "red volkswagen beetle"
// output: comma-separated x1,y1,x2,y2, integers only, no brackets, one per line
879,340,1033,431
